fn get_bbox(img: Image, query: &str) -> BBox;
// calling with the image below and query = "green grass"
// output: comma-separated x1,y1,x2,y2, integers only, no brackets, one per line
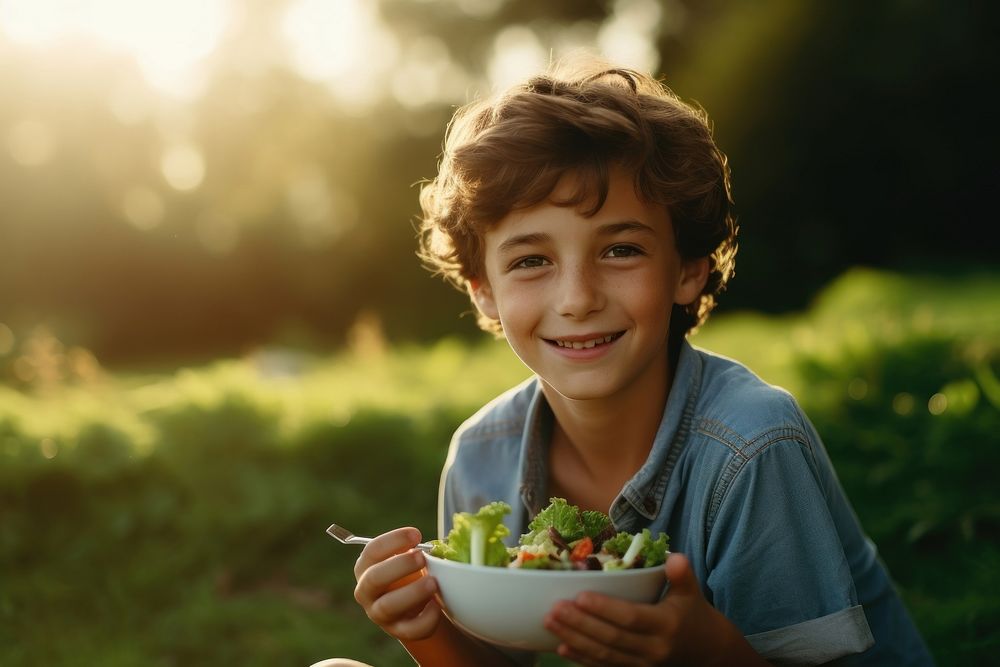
1,267,998,665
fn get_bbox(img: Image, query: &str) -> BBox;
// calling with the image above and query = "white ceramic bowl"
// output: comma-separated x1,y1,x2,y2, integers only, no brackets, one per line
423,553,667,651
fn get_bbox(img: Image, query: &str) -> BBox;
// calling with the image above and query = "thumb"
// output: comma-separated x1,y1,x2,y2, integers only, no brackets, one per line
665,552,698,597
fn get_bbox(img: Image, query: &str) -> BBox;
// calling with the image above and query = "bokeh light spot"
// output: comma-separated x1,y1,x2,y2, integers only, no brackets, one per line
892,392,915,416
40,437,58,459
597,0,663,73
940,379,980,416
847,377,868,400
122,186,166,230
390,36,459,109
160,143,206,191
7,119,56,166
282,0,399,109
927,392,948,415
488,25,547,90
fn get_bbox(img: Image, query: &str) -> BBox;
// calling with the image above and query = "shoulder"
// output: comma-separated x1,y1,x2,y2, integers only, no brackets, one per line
438,376,539,534
690,346,812,457
443,375,538,479
452,375,538,445
681,347,835,535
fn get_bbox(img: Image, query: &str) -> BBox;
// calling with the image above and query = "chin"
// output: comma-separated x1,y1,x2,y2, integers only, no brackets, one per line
541,376,624,402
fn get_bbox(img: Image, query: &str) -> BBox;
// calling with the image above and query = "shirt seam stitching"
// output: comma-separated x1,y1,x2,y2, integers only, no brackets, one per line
702,430,812,538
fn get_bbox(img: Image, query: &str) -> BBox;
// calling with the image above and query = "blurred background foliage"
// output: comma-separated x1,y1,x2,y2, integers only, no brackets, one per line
1,0,995,365
2,270,998,666
1,0,998,665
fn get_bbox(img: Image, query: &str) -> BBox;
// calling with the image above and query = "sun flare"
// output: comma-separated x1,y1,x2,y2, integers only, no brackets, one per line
281,0,399,108
0,0,231,96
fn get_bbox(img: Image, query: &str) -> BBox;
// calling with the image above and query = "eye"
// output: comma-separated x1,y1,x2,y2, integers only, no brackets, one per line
605,244,643,258
510,256,549,270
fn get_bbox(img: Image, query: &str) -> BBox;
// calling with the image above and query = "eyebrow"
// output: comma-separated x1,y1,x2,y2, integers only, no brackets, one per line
597,219,657,236
496,232,549,255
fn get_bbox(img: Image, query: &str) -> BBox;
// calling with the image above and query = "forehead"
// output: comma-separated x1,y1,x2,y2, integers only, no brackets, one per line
489,168,669,237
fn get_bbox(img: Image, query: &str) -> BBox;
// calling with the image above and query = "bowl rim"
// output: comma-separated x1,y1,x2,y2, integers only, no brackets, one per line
423,551,668,577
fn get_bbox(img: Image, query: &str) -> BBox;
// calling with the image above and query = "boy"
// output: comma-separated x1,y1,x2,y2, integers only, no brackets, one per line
349,60,933,665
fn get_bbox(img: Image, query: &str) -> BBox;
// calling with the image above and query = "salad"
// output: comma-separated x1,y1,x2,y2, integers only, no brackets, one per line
430,498,669,571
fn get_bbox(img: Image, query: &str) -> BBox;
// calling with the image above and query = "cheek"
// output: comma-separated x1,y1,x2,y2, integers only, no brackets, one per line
494,290,547,357
494,289,536,330
619,269,665,301
621,277,673,329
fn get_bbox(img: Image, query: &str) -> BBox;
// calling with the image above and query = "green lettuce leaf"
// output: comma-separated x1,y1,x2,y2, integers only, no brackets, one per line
581,509,612,540
430,501,511,566
601,531,636,558
522,497,588,543
520,498,613,544
640,529,670,567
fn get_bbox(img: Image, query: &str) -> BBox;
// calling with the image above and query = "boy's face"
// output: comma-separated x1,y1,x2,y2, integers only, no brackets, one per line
472,169,708,402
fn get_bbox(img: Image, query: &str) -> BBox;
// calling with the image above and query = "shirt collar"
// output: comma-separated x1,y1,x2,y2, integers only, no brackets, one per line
516,339,703,530
612,339,702,530
517,383,552,519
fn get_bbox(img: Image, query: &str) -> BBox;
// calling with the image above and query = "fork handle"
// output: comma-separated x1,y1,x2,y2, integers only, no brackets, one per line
344,535,434,552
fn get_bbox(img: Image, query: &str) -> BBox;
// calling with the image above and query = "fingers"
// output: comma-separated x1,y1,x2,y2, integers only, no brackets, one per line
543,555,708,665
352,527,442,640
354,545,427,609
545,600,646,666
391,601,443,640
353,527,423,579
572,591,664,635
545,594,655,665
367,574,439,630
665,552,697,597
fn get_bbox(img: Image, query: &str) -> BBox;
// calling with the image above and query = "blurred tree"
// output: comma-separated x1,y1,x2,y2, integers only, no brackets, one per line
662,0,999,311
0,0,995,366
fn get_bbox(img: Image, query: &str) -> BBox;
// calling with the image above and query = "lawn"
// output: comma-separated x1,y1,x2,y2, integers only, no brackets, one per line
1,267,997,666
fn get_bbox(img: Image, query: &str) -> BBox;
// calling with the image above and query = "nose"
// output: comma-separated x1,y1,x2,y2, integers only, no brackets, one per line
554,262,605,319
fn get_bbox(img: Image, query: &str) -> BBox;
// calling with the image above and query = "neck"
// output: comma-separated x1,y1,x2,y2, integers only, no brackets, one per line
541,349,674,504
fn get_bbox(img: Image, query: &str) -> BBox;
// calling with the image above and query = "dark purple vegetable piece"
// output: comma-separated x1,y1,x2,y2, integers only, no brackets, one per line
548,526,571,552
592,524,617,551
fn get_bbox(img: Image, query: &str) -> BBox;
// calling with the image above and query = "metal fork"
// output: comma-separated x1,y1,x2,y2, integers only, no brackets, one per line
326,524,434,552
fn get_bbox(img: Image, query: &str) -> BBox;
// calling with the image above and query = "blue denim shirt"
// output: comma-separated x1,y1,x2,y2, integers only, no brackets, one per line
438,341,934,665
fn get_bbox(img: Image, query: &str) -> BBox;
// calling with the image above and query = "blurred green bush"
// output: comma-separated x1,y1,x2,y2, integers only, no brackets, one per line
1,269,997,666
798,335,1000,664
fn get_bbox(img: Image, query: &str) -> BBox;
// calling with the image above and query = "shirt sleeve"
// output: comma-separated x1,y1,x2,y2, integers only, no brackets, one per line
437,433,460,540
704,436,874,665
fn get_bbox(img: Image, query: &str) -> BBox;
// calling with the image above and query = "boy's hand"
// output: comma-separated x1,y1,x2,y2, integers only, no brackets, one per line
543,553,767,666
353,527,442,641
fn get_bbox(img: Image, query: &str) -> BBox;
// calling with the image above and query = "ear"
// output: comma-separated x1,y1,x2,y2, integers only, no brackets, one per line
468,278,500,320
675,257,710,306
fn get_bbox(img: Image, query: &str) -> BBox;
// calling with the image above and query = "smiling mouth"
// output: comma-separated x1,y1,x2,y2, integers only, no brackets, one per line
547,332,625,350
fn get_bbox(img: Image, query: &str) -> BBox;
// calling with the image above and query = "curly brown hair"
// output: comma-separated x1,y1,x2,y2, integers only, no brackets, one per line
418,59,737,337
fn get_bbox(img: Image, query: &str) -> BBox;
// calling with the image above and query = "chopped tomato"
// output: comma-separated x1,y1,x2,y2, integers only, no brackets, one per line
520,551,539,562
570,537,593,561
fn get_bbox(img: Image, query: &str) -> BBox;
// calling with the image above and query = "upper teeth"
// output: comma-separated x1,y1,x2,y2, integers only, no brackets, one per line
556,335,616,349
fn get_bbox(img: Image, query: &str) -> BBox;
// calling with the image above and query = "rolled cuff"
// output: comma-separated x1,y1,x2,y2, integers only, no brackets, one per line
746,605,874,666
